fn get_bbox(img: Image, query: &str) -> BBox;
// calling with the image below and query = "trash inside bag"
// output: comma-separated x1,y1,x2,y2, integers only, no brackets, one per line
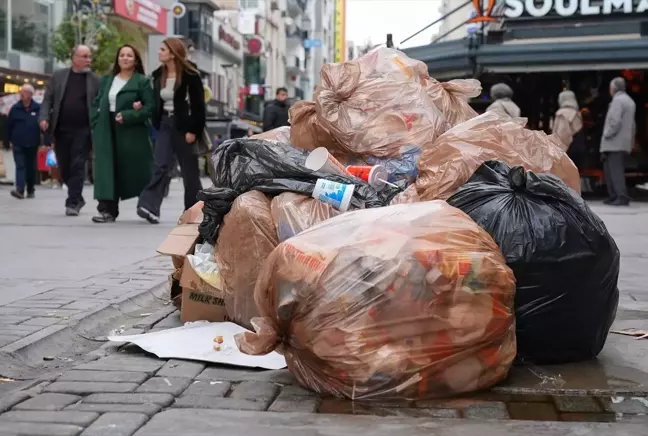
389,184,420,205
215,191,278,330
236,201,517,400
186,243,222,289
288,100,342,156
315,47,448,158
270,192,341,242
365,146,421,184
199,138,401,241
416,111,581,201
46,149,57,168
447,161,620,364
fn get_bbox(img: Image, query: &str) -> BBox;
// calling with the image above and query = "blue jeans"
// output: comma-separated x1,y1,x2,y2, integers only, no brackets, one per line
13,146,38,194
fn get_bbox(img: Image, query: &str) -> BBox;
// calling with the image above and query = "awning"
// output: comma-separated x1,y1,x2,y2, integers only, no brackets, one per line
403,36,648,77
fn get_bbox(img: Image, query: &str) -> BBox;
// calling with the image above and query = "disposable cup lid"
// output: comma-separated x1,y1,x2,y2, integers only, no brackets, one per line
305,147,329,171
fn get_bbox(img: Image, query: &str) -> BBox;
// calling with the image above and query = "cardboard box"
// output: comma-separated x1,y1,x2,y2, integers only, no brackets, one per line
157,201,204,269
180,257,229,323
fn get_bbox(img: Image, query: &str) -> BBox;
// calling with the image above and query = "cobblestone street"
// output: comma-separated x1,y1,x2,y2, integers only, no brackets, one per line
0,196,647,435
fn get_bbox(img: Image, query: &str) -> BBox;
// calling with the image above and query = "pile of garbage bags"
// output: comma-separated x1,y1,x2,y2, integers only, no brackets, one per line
186,46,619,401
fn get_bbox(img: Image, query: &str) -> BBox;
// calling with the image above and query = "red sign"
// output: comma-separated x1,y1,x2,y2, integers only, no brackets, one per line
218,26,241,51
113,0,168,34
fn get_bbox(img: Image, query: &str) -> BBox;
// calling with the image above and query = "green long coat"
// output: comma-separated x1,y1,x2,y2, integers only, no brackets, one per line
91,73,154,201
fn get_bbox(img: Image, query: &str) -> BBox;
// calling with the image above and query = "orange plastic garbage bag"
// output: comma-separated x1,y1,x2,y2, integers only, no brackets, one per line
315,48,448,158
252,127,291,144
270,193,341,242
389,184,420,205
416,111,581,201
236,201,517,400
426,79,481,127
215,191,278,329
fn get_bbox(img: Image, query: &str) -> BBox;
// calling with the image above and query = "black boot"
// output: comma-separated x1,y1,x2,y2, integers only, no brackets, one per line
92,213,116,223
10,190,24,199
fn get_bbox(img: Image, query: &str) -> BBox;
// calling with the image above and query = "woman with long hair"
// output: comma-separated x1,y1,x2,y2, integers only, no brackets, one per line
137,38,206,224
90,44,154,223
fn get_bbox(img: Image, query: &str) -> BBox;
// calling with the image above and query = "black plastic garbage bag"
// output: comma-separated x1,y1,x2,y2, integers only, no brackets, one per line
447,160,620,364
198,138,404,241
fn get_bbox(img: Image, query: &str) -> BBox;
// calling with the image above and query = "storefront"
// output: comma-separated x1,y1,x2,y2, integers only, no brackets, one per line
403,1,648,183
111,0,169,67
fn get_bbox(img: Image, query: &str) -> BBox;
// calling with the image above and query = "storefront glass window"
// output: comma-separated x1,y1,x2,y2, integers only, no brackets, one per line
11,0,50,57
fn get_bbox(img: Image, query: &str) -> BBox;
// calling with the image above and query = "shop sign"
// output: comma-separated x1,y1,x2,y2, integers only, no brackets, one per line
217,26,241,52
113,0,168,34
503,0,647,18
334,0,346,62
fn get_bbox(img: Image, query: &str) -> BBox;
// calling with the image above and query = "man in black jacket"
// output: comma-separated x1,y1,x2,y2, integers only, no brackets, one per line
262,87,289,132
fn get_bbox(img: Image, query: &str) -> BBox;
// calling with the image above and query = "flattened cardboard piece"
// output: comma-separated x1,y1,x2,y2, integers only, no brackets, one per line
178,201,204,225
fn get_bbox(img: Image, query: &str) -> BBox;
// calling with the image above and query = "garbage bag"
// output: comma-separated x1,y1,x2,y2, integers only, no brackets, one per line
365,146,422,184
447,161,620,364
199,138,400,241
251,126,292,144
288,100,344,157
236,201,517,400
426,79,480,127
215,191,278,330
315,47,448,158
416,111,581,201
389,184,420,205
271,193,341,242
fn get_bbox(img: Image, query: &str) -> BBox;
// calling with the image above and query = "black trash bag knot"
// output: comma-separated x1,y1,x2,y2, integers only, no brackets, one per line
508,166,526,189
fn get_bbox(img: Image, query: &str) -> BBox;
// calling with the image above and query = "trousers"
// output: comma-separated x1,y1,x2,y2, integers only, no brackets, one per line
54,128,91,207
602,151,628,201
13,146,38,194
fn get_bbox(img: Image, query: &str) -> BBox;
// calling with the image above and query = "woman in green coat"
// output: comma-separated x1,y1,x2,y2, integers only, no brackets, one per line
90,44,154,223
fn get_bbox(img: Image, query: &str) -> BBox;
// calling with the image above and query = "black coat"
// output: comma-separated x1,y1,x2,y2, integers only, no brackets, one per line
151,66,206,138
262,99,290,132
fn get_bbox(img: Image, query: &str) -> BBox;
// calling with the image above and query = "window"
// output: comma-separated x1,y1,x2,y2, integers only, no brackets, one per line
0,0,7,55
11,0,50,57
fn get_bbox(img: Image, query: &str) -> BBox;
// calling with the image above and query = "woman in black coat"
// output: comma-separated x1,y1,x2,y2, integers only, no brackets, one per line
137,38,206,224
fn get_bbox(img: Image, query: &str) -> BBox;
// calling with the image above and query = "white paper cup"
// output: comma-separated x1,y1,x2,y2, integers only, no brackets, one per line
305,147,352,177
312,178,355,212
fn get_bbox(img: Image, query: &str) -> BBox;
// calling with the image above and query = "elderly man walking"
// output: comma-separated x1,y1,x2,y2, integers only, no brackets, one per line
39,45,100,216
4,84,41,199
601,77,636,206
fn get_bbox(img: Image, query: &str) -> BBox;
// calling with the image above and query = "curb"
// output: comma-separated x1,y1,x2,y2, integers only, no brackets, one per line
0,280,169,368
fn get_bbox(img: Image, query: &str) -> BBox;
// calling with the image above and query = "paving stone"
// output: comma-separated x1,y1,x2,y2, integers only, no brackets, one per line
4,302,65,309
401,408,461,418
277,385,316,399
13,393,81,411
463,402,510,419
80,412,149,436
153,314,182,329
82,393,174,407
0,393,31,413
0,421,83,436
560,412,616,422
229,381,279,403
75,354,165,374
268,398,319,413
136,377,192,396
0,324,44,335
0,315,32,325
508,402,561,421
173,396,268,411
45,382,139,395
61,301,104,311
554,396,603,413
0,336,22,347
156,360,205,379
0,411,100,426
19,317,61,327
66,403,162,417
181,381,231,397
600,397,648,414
196,367,258,382
18,308,80,317
317,399,372,415
58,371,150,384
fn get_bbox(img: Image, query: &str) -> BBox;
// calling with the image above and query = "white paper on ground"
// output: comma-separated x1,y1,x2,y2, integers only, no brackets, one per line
108,321,286,370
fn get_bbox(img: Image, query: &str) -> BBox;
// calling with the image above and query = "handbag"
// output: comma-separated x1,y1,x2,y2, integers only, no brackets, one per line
186,85,212,156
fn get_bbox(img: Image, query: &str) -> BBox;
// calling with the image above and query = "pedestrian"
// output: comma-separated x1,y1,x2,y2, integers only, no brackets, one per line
486,83,521,118
262,87,290,131
90,44,154,223
601,77,636,206
39,44,100,216
4,84,41,199
137,38,206,224
553,90,585,166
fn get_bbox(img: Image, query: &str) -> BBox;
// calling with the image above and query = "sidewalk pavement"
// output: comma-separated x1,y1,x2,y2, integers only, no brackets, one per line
0,201,647,435
0,181,190,377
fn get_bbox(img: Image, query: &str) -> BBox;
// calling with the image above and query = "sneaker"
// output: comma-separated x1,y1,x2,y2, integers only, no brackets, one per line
65,200,86,217
137,206,160,224
636,182,648,191
26,192,35,199
10,190,24,200
92,213,116,223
